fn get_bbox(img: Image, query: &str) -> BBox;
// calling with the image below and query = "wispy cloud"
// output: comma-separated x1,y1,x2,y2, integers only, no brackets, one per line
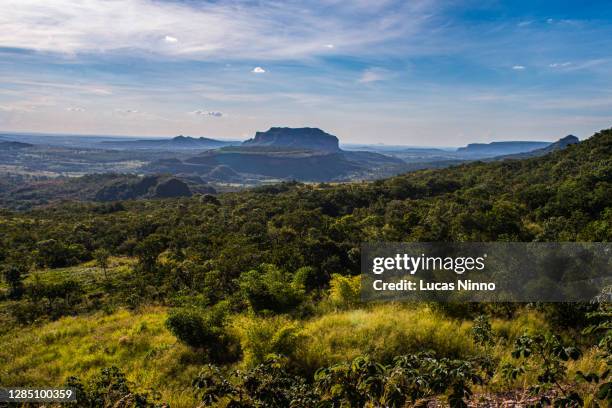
358,68,388,83
512,65,526,70
0,0,437,61
549,62,572,68
251,67,266,74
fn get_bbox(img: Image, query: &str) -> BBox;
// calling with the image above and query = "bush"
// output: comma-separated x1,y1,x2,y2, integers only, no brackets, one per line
193,356,317,407
165,306,237,362
238,264,305,314
327,274,360,309
65,366,164,407
314,353,483,408
231,314,303,367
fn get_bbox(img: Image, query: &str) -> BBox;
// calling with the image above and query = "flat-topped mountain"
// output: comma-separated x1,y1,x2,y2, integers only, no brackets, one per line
242,127,341,152
456,140,550,158
147,127,405,182
497,135,579,159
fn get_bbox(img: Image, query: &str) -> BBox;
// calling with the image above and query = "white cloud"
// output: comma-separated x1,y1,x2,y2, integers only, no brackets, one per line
358,68,387,83
252,67,266,74
67,107,85,112
192,110,223,117
325,44,335,49
512,65,526,70
114,108,139,114
0,0,437,60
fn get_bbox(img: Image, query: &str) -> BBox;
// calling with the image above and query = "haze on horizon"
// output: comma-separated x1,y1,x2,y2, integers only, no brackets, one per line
1,0,612,147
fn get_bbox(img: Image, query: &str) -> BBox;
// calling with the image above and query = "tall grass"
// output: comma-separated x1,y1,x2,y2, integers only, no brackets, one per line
0,307,199,408
0,302,604,406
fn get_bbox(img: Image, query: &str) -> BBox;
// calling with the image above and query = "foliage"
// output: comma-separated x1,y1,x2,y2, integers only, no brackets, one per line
314,352,483,408
503,332,583,406
2,264,26,299
237,264,305,314
165,305,237,362
576,302,612,406
65,366,166,407
327,274,360,309
193,356,318,407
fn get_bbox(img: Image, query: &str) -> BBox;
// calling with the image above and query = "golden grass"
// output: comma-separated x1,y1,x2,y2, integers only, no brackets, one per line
0,302,605,406
296,303,477,373
0,306,200,408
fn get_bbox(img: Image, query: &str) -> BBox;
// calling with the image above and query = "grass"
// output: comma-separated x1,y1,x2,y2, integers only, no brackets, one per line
0,307,200,408
296,303,478,374
0,294,605,406
24,256,135,290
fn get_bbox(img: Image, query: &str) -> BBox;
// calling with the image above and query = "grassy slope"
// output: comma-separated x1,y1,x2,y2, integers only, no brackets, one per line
0,279,604,407
0,306,201,407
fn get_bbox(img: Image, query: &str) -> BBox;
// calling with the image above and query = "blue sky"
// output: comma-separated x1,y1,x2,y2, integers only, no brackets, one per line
1,0,612,146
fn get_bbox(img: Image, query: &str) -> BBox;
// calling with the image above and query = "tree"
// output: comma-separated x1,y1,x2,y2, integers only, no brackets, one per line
93,248,110,280
2,264,26,299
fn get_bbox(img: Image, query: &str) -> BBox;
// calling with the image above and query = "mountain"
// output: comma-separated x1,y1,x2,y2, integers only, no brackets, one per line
456,140,550,158
99,135,237,150
242,127,341,152
148,127,405,182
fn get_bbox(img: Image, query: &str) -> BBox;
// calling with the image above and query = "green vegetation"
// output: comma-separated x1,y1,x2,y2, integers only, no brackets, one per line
0,128,610,406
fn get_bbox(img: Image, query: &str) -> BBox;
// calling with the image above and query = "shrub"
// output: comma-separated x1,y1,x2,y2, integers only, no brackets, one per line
231,314,303,367
238,264,305,314
165,306,237,362
315,353,484,408
502,332,582,406
193,356,317,407
65,366,164,407
327,274,360,309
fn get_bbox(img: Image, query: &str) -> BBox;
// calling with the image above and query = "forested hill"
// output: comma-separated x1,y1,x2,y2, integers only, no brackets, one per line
0,128,609,281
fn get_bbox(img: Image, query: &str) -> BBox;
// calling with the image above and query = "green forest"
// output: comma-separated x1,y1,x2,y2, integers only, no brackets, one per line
0,128,611,407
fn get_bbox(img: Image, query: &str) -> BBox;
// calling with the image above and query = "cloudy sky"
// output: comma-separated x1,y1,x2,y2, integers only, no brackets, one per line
1,0,612,145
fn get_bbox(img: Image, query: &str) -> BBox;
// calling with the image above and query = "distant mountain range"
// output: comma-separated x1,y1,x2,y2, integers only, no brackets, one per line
99,135,238,150
0,127,583,186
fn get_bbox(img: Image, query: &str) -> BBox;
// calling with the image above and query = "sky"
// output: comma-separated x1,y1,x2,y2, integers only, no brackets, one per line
1,0,612,146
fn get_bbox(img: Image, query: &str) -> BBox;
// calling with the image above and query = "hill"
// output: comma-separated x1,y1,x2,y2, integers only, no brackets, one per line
0,174,215,209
